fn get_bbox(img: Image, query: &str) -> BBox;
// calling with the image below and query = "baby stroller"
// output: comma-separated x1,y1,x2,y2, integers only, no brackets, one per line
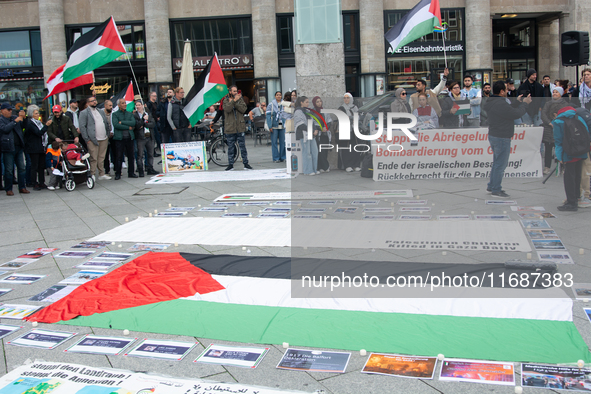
60,142,94,191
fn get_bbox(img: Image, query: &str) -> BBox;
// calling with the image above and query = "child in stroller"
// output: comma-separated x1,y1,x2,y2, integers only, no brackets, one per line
59,142,95,191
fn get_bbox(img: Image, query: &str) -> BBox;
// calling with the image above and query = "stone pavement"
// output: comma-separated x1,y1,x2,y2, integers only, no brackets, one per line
0,136,589,394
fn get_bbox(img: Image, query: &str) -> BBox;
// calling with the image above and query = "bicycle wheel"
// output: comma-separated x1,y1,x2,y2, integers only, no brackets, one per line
209,137,229,166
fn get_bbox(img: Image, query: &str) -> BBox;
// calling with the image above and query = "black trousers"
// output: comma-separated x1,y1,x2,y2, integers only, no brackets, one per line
104,138,115,174
29,152,45,185
564,160,583,206
114,138,135,176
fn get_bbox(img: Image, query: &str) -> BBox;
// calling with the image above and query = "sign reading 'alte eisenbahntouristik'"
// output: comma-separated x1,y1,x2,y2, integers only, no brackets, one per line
388,42,464,54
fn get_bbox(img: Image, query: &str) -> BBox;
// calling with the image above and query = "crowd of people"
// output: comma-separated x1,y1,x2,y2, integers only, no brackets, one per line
1,68,590,207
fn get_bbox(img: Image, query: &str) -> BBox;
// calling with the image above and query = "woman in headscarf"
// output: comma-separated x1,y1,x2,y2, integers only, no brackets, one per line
294,96,318,175
266,91,285,163
439,81,463,128
390,88,411,113
312,96,331,172
337,93,361,172
281,91,294,134
541,86,568,174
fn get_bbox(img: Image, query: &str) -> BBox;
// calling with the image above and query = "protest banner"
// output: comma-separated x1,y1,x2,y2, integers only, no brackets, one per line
372,127,543,181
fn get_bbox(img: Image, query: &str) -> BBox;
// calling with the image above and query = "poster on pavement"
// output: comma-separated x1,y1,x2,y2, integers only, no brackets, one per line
521,363,591,391
162,141,207,174
361,353,437,379
0,361,311,393
372,127,543,181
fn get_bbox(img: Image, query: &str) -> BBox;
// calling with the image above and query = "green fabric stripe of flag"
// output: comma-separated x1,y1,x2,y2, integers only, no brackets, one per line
58,299,591,365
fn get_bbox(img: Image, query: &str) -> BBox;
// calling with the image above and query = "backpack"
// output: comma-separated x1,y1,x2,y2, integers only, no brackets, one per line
575,107,591,131
360,153,373,178
562,115,591,159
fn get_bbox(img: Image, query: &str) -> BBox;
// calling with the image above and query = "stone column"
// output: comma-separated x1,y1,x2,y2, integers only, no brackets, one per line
547,20,560,81
252,0,279,79
38,0,67,81
359,0,385,75
144,0,173,83
465,0,492,71
295,43,346,105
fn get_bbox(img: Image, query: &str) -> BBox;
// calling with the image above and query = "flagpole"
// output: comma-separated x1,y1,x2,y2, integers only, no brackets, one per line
126,55,144,104
441,27,448,69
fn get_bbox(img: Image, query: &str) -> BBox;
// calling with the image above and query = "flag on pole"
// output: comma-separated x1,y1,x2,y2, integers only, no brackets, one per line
62,16,126,83
182,53,228,126
44,64,93,100
384,0,442,53
111,81,135,113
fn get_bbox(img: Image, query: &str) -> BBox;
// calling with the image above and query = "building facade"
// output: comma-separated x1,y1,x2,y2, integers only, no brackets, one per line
0,0,589,113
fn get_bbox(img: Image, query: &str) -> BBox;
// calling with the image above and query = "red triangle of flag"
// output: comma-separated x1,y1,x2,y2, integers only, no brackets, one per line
99,17,126,53
124,82,134,102
207,54,226,85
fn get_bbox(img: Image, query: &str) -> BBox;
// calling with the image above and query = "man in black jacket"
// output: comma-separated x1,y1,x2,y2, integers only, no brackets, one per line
157,89,174,145
517,69,544,125
170,87,191,142
483,81,531,198
0,103,28,195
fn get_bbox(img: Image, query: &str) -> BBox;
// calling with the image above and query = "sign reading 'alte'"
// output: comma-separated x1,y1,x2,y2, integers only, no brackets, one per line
173,54,253,70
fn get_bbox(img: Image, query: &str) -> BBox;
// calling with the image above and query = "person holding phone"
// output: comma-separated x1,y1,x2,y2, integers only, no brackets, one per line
0,103,29,195
223,85,252,171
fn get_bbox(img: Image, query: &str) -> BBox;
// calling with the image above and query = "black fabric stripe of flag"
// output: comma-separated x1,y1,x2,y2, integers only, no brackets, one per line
384,0,431,45
67,18,111,58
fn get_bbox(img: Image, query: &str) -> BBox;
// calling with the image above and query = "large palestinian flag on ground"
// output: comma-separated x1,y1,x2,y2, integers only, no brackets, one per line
183,53,228,126
28,252,591,364
63,17,126,83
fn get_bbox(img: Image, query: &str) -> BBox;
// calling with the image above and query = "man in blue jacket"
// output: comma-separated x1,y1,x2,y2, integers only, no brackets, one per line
0,102,29,195
551,104,591,211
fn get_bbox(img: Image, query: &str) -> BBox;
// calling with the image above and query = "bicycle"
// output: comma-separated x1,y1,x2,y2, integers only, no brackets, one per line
206,122,239,167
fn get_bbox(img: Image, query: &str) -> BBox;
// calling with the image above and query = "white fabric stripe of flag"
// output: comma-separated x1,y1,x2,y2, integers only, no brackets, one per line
389,4,433,50
184,80,217,119
66,36,103,68
182,275,572,321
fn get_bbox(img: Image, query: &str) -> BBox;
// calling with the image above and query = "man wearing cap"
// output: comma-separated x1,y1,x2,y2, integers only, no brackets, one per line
64,99,79,133
505,78,517,98
0,103,29,195
517,69,543,125
46,105,79,144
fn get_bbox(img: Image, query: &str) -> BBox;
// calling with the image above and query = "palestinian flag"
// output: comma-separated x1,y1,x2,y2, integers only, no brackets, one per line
385,0,442,52
111,81,135,113
183,53,228,126
452,99,471,116
62,17,126,83
44,64,93,100
27,252,591,364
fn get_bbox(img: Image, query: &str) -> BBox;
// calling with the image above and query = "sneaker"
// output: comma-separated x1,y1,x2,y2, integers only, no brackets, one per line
122,162,127,169
244,164,253,170
225,165,234,171
491,191,510,198
273,160,280,163
74,160,85,166
346,167,354,172
55,186,61,190
325,168,330,173
47,186,55,191
557,204,578,211
579,197,591,208
543,167,551,175
307,173,315,176
81,153,90,161
99,175,112,180
487,188,505,194
319,169,325,173
354,167,361,172
316,171,321,175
